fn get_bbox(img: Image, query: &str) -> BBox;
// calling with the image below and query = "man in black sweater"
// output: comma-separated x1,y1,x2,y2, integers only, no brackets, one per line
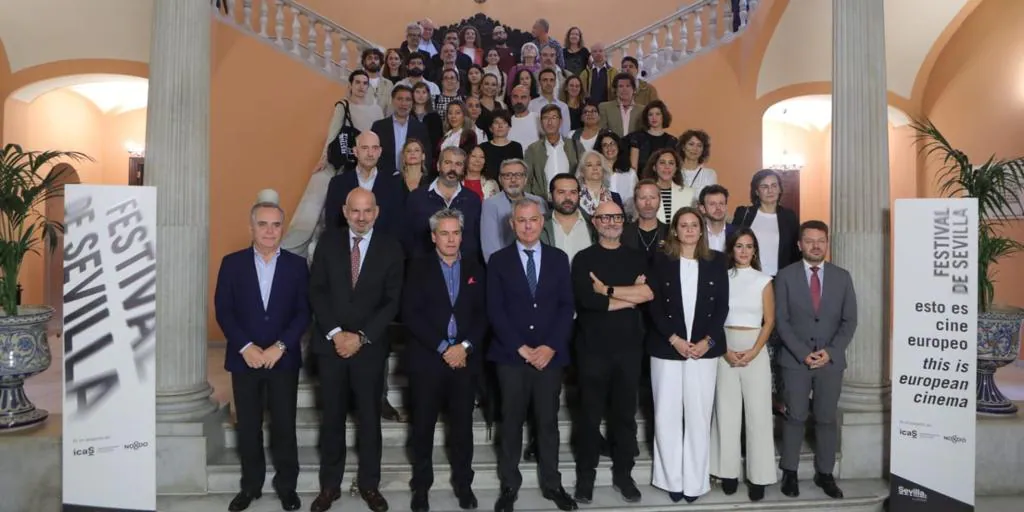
570,201,654,504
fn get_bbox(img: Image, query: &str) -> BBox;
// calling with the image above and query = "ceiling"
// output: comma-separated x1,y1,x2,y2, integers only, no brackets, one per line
758,0,969,99
763,94,911,131
10,74,149,114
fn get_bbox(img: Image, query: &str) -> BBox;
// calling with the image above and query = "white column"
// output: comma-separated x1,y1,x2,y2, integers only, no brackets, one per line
831,0,890,479
146,0,217,422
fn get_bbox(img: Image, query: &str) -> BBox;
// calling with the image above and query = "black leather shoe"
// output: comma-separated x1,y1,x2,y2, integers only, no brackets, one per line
541,487,578,511
814,472,844,499
382,400,406,422
360,488,390,512
683,494,698,503
781,470,800,497
455,488,478,510
310,488,340,512
668,491,684,503
748,483,765,502
277,490,300,511
411,489,429,512
613,479,641,503
494,487,517,512
721,478,739,495
228,490,261,511
573,480,593,504
522,440,537,462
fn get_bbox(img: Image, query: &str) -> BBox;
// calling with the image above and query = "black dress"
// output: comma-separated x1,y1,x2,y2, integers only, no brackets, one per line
479,141,525,181
563,47,591,76
627,131,678,171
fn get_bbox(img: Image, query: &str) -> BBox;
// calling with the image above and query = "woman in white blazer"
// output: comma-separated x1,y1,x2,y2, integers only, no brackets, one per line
641,147,696,224
709,227,777,501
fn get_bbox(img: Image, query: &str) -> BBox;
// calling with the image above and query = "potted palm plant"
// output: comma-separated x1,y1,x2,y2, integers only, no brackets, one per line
912,119,1024,416
0,143,88,431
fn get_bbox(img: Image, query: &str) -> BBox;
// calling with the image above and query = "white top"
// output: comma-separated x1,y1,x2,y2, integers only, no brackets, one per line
609,169,638,219
803,259,825,288
543,138,571,188
461,47,477,62
579,133,598,152
355,167,378,191
751,210,780,276
725,267,772,331
552,213,592,265
440,127,488,151
516,240,542,278
682,166,718,203
679,257,699,341
706,225,727,252
509,112,541,149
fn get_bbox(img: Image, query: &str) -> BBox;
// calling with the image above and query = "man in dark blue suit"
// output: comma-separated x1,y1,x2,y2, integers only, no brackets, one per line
699,184,736,252
403,146,482,260
402,209,487,512
323,131,405,237
371,85,432,175
214,195,310,512
487,196,578,512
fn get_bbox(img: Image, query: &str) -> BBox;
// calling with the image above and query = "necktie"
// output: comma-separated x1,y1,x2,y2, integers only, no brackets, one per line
810,266,821,314
525,249,537,297
351,236,363,289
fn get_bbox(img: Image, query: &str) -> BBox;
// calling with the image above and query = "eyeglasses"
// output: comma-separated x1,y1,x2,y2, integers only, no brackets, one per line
500,172,526,179
594,214,625,223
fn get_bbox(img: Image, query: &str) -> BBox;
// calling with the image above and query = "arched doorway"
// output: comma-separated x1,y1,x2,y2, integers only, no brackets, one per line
43,163,80,335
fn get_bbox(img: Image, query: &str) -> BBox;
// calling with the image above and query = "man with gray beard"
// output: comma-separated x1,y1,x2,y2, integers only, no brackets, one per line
481,159,548,262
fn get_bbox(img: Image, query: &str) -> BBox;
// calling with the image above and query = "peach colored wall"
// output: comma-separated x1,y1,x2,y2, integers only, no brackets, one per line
3,90,145,307
761,119,831,223
921,0,1024,312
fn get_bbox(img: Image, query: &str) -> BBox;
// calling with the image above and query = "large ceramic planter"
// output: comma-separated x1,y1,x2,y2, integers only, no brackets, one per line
977,306,1024,416
0,305,53,431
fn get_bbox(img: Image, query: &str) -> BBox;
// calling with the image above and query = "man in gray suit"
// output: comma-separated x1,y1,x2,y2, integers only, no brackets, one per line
773,220,857,500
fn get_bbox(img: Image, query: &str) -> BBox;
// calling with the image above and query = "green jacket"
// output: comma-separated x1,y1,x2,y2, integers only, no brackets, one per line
524,136,583,199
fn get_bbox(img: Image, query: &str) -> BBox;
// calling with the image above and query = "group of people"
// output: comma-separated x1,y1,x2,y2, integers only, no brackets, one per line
215,16,859,512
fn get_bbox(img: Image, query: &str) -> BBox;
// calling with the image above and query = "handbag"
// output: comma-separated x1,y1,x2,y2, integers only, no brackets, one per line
326,100,359,171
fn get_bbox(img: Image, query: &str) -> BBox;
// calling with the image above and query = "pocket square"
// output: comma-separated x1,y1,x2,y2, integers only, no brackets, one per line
467,277,477,285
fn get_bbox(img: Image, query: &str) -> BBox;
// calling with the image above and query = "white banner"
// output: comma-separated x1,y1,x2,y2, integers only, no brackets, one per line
890,198,976,511
62,185,156,512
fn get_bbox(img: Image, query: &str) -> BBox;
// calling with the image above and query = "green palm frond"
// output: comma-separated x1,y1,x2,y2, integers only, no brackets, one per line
0,143,92,315
911,119,1024,312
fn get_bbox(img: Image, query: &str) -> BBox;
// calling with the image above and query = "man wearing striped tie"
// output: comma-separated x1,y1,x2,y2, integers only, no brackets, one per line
486,196,578,512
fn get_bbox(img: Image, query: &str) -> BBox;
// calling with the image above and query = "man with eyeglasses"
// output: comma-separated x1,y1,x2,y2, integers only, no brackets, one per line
481,159,548,262
570,200,653,504
399,22,432,63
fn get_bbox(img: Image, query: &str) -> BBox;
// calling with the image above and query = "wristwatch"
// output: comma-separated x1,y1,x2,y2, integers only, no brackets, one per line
274,341,287,352
461,340,474,354
357,331,371,345
607,286,615,297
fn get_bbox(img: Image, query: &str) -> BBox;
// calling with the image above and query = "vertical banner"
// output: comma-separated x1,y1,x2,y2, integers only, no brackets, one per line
891,198,977,511
62,185,157,512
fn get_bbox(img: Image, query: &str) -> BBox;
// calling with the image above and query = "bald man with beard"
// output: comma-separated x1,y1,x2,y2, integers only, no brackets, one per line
309,187,404,512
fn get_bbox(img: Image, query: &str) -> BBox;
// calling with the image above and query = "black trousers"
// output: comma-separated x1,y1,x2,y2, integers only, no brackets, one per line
232,370,300,494
317,351,387,490
497,364,563,492
409,361,477,491
575,350,642,485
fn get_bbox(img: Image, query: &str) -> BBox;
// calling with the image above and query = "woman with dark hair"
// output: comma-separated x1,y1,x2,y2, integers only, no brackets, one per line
560,75,586,131
464,145,500,200
730,169,800,277
628,100,678,172
399,138,433,195
647,206,729,504
595,130,637,217
709,228,777,502
483,49,508,94
433,68,465,114
382,48,405,84
466,64,485,98
677,129,719,201
562,26,590,75
511,67,540,99
439,100,486,154
411,81,443,150
478,109,524,181
641,148,695,224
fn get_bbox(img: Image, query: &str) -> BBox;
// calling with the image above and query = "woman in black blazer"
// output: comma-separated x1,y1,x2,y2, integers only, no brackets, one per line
646,206,729,504
730,169,801,277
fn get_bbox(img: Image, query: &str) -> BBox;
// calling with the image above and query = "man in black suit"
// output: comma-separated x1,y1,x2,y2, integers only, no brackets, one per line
309,187,404,512
322,131,404,238
402,208,487,512
487,196,578,512
372,85,431,175
215,194,309,512
621,179,668,261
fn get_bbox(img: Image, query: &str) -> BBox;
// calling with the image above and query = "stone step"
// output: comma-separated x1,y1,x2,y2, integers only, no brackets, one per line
206,443,838,494
222,408,640,449
171,479,889,511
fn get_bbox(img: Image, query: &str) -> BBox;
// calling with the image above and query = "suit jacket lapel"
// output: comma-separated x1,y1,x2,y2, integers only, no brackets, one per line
792,264,815,313
340,232,354,290
353,234,377,292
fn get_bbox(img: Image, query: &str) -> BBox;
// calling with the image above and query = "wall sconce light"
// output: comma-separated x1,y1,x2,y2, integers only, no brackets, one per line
765,150,805,171
124,140,145,158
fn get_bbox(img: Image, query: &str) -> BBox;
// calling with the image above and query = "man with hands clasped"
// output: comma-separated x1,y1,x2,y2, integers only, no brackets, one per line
773,220,858,500
215,192,310,512
487,196,578,512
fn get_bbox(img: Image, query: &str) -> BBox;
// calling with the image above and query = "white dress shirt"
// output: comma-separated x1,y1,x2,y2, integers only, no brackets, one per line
803,258,825,289
356,167,378,191
679,257,699,341
325,229,374,340
241,247,281,353
706,224,727,252
517,240,542,278
543,138,571,189
428,178,463,208
552,213,591,265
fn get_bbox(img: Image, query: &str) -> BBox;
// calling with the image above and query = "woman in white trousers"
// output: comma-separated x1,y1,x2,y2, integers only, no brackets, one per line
710,227,778,501
646,207,730,503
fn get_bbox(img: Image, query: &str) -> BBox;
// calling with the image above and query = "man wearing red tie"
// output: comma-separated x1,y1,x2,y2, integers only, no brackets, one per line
773,220,858,501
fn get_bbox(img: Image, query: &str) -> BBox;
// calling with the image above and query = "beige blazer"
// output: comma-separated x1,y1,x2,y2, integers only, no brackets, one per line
598,100,644,137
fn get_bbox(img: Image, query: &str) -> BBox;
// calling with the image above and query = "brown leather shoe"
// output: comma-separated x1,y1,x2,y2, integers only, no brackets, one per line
360,488,390,512
310,488,341,512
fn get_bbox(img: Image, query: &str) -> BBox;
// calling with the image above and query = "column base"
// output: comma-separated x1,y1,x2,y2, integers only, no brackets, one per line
157,404,227,494
839,410,889,479
839,380,891,413
156,382,218,422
